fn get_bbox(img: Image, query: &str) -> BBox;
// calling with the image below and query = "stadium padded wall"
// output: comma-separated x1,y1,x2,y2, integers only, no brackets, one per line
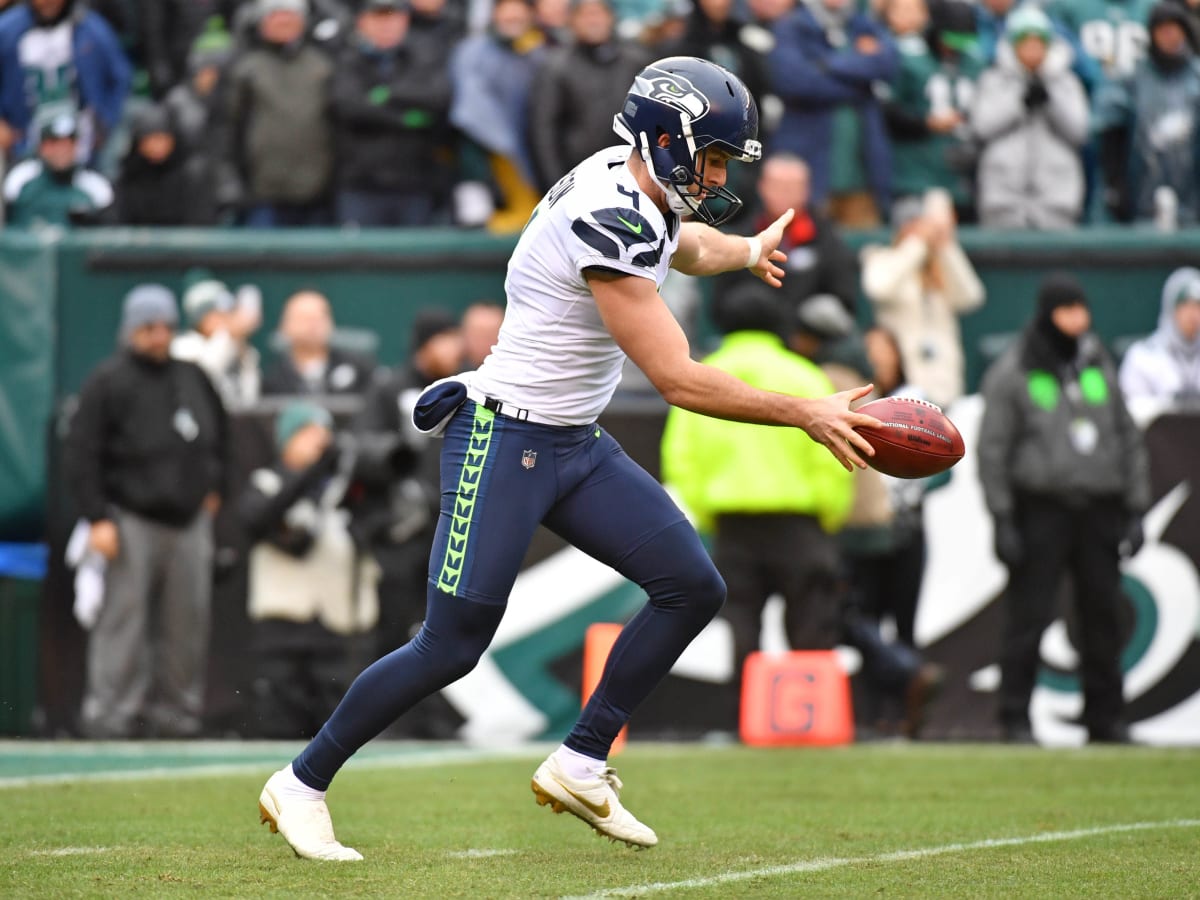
0,224,1192,540
0,233,56,541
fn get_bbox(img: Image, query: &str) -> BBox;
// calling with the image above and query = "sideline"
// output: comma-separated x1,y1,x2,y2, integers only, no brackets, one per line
0,740,554,789
564,819,1200,899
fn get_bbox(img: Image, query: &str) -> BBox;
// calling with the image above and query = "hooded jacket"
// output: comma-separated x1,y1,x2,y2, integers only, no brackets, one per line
1118,266,1200,401
970,37,1089,228
1092,2,1200,225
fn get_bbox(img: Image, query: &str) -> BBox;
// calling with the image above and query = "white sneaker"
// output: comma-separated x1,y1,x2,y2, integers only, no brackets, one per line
531,754,658,848
258,769,364,861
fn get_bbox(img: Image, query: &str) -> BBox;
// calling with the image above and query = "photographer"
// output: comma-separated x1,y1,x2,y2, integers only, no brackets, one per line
237,400,415,738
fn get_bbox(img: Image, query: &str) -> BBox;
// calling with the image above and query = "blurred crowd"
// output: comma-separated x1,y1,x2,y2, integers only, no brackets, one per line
2,0,1199,231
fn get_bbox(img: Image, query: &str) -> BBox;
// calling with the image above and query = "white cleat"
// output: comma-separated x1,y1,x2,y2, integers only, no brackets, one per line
258,769,364,861
531,754,658,849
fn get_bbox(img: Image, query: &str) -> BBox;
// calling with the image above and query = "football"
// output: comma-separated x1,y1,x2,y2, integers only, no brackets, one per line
853,396,965,479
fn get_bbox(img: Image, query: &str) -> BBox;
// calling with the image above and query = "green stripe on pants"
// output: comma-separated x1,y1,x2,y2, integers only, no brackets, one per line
437,404,495,594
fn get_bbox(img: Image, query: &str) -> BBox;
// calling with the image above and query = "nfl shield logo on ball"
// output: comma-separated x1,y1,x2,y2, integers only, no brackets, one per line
521,449,537,470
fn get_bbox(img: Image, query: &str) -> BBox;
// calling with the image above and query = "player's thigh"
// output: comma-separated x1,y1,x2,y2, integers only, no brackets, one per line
544,435,690,582
428,406,555,602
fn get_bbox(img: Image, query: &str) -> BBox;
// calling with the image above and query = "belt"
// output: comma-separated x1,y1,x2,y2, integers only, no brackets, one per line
465,386,559,426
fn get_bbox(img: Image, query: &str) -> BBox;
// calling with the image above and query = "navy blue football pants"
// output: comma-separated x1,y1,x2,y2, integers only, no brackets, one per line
294,401,726,789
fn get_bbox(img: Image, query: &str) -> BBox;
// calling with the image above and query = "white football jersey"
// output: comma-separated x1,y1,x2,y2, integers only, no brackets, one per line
472,146,680,425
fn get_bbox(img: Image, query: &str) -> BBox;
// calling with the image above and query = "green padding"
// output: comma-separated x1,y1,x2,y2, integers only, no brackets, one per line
0,577,41,736
0,233,56,540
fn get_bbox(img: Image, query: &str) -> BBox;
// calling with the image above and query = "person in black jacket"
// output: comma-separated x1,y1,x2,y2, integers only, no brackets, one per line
330,0,455,226
978,273,1151,745
238,401,398,738
64,284,231,739
261,289,375,396
113,103,218,226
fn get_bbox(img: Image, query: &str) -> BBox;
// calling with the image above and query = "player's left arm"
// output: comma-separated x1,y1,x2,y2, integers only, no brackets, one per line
671,209,795,286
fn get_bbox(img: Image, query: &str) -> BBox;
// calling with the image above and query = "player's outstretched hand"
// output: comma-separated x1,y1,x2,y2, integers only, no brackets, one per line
750,208,795,288
800,384,881,472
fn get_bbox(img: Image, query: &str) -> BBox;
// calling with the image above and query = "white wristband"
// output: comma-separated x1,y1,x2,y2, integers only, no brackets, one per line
744,236,762,269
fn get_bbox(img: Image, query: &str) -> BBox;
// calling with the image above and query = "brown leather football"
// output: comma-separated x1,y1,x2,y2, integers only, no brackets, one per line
854,396,965,479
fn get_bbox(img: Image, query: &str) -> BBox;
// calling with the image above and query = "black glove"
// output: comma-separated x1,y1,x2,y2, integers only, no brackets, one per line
1120,517,1145,560
1024,79,1049,109
994,516,1024,568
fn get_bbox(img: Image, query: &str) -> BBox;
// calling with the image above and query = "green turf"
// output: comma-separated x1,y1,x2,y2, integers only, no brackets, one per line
2,743,1198,898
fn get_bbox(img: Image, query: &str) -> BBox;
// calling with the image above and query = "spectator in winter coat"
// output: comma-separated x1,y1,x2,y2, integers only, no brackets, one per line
0,0,132,163
767,0,899,227
1119,267,1200,404
3,113,113,227
215,0,335,226
261,289,375,397
112,104,218,226
64,284,230,739
171,270,264,409
860,189,984,409
164,26,235,159
449,0,547,232
978,272,1151,745
881,0,984,221
527,0,650,191
1094,1,1200,226
331,0,454,226
970,5,1089,229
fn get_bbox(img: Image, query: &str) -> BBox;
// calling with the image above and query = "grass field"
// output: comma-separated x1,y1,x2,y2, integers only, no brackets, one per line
2,740,1198,898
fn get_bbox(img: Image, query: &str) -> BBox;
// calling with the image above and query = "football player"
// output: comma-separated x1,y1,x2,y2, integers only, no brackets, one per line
258,56,878,860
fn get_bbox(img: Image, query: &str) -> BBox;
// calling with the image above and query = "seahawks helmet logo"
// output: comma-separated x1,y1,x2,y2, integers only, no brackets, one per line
638,73,709,120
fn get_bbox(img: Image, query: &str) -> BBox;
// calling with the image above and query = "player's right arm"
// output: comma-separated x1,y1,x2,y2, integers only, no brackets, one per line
587,269,877,472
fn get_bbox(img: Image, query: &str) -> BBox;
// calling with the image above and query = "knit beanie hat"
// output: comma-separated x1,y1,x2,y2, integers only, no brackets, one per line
259,0,308,17
1036,272,1088,322
120,284,179,339
1034,272,1088,359
1007,5,1053,43
181,269,235,327
275,401,333,450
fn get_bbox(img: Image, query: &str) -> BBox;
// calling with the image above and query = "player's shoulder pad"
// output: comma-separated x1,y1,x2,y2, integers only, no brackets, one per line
570,201,669,269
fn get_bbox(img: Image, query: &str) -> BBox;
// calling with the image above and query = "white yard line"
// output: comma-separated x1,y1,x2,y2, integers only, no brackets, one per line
564,819,1200,899
28,846,113,857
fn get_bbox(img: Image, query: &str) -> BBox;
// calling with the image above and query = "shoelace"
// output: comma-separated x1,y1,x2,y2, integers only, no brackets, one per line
599,767,623,795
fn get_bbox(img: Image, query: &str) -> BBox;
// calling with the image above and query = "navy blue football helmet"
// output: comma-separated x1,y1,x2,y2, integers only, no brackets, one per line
613,56,761,227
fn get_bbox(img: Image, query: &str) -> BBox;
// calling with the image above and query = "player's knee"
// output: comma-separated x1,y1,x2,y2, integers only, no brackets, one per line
414,588,505,683
680,558,726,621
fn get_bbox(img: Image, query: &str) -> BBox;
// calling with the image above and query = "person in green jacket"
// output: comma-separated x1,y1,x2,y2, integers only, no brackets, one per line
661,281,854,728
2,113,113,227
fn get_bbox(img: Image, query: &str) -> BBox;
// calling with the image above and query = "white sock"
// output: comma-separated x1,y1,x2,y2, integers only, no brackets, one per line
275,764,326,802
552,744,606,780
